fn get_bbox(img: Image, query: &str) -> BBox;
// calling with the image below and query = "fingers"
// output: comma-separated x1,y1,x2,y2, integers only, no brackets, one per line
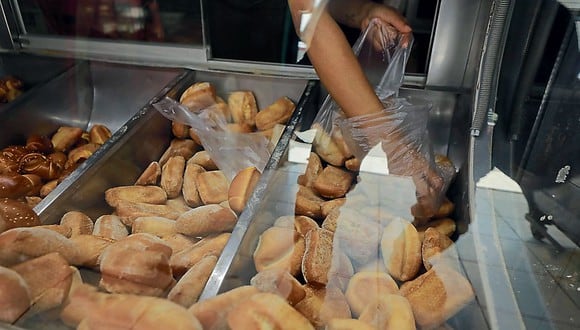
362,3,412,34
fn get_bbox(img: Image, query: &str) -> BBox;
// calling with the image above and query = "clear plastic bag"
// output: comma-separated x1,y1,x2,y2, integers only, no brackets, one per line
153,97,270,182
297,0,330,50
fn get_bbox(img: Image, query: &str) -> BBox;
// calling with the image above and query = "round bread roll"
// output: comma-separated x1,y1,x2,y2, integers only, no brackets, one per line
60,211,94,237
253,227,305,277
176,204,237,237
381,217,422,282
228,166,261,215
93,215,129,240
327,318,375,330
345,271,399,317
250,268,306,306
293,284,352,328
0,227,78,266
0,198,41,233
0,266,31,324
358,294,415,330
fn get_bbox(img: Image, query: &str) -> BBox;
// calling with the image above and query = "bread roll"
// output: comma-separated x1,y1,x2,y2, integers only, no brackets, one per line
159,139,199,166
182,160,205,208
161,233,200,255
0,174,38,199
0,266,31,323
416,218,456,242
60,211,94,236
312,124,348,167
344,271,399,317
321,198,346,219
313,165,354,199
135,161,162,186
228,91,258,127
176,204,237,237
105,185,167,208
253,227,305,277
69,234,114,268
273,215,319,237
228,166,261,215
189,151,218,170
51,126,83,152
227,292,314,330
301,228,334,285
99,233,174,296
255,96,295,131
114,200,181,226
295,185,325,220
333,208,383,267
381,217,422,282
36,224,72,237
358,294,415,330
293,285,351,328
93,214,129,240
0,198,41,233
172,121,190,139
227,122,253,133
39,179,58,197
345,157,361,171
161,155,186,199
326,318,375,330
167,255,217,307
250,268,306,305
61,284,203,330
88,124,111,145
170,233,230,277
25,196,42,209
422,227,455,271
132,216,177,238
12,252,74,313
189,285,260,330
180,81,217,111
0,227,78,266
65,143,99,168
400,265,474,329
297,152,323,188
166,196,193,213
196,170,229,205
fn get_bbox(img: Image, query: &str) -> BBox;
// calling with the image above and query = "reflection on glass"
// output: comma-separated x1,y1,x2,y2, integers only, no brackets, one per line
17,0,203,45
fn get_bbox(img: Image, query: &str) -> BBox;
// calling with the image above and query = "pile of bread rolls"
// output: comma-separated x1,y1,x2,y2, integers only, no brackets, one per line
0,124,112,234
245,126,474,329
0,76,24,103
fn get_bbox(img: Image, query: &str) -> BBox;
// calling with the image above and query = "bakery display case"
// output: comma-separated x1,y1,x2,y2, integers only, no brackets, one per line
0,0,579,329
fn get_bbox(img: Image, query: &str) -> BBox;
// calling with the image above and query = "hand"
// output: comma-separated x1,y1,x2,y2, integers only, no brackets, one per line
360,2,412,34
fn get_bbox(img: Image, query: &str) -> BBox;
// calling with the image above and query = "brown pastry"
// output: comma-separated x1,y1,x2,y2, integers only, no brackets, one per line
172,121,190,139
301,228,334,285
345,157,362,172
65,143,100,169
24,196,42,209
170,233,231,277
227,293,314,330
297,152,323,188
433,198,455,219
88,125,111,145
0,145,27,163
0,154,19,175
400,265,475,329
228,91,258,127
312,124,348,167
188,285,260,330
196,170,229,205
255,96,295,131
51,126,83,152
188,127,202,146
92,214,129,240
422,227,455,271
381,217,422,282
250,268,306,306
167,255,218,307
48,151,67,170
99,233,174,296
228,166,261,215
416,218,456,242
189,150,218,170
132,216,177,238
293,284,352,328
60,211,94,236
11,252,75,313
160,155,186,199
39,179,58,197
105,185,167,208
313,165,354,199
114,200,181,226
0,266,31,324
158,138,199,166
180,81,217,111
182,160,205,208
358,294,415,330
0,173,37,199
321,197,346,218
134,161,162,186
344,271,400,317
0,227,78,266
61,284,203,330
294,185,325,220
253,226,305,277
0,198,41,233
69,235,115,268
176,204,237,237
25,134,53,154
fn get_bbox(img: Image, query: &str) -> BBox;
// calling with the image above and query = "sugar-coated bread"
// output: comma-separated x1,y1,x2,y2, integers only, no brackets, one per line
105,185,167,208
0,266,31,323
0,227,78,266
99,233,174,296
227,292,314,330
188,285,260,329
250,268,306,305
60,211,93,236
255,96,295,131
313,165,355,199
381,217,422,282
92,214,129,240
167,255,218,307
182,160,205,208
170,233,230,277
61,284,203,330
12,252,74,313
176,204,237,237
253,227,305,277
345,271,399,317
294,284,352,328
161,155,186,199
196,170,229,205
358,294,416,330
400,265,475,329
228,166,261,215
